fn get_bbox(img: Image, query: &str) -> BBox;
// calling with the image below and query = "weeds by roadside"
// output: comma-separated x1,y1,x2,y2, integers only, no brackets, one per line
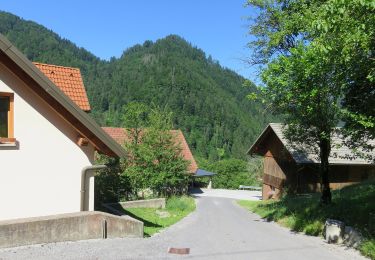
125,196,196,237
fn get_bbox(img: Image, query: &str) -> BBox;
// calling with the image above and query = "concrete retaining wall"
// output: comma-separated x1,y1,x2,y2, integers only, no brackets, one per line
105,198,166,211
0,211,143,248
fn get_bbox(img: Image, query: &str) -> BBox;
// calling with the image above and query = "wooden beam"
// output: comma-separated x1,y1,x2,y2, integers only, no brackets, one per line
77,136,89,147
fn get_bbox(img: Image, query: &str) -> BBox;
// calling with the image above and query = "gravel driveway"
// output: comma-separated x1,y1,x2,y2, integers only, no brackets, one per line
0,197,366,260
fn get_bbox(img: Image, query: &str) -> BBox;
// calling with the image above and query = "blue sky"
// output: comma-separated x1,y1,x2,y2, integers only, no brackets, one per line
1,1,260,81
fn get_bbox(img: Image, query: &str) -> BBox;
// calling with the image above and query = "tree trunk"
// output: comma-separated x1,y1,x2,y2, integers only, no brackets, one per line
319,138,331,204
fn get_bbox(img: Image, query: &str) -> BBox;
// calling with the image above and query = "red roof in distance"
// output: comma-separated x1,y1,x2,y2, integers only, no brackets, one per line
102,127,198,173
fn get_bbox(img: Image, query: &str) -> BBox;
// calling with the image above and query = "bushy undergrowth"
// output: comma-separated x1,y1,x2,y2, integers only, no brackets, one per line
238,181,375,259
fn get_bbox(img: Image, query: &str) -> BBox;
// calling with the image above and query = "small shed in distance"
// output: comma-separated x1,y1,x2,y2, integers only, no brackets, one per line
248,123,375,200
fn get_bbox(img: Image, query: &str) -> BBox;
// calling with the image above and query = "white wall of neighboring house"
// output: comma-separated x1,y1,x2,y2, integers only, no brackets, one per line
0,63,96,221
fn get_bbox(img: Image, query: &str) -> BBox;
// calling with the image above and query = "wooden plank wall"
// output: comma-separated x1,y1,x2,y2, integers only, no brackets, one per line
297,164,375,192
264,156,286,179
261,132,299,192
259,128,375,195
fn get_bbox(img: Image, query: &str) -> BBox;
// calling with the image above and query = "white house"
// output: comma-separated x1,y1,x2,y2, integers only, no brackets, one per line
0,34,126,221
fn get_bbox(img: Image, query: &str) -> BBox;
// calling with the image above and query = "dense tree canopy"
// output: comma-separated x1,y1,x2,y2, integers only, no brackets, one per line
260,44,343,203
247,0,374,140
246,0,375,203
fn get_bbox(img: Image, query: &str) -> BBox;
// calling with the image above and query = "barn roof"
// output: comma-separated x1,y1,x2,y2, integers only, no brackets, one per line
102,127,198,173
33,62,91,112
248,123,375,165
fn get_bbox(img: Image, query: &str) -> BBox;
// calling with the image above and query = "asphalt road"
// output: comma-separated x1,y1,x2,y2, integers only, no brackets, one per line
0,196,366,260
190,188,262,200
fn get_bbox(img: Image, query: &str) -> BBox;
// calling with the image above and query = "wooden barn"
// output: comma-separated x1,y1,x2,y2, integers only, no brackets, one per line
248,123,375,200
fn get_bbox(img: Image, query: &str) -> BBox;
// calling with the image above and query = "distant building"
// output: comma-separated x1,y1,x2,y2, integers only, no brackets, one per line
103,127,198,174
0,34,125,221
248,123,375,200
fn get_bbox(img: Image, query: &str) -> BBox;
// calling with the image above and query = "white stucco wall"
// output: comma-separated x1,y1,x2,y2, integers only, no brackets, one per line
0,63,96,221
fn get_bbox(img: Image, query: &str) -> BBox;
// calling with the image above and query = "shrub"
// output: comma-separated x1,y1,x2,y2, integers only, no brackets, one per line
196,157,262,189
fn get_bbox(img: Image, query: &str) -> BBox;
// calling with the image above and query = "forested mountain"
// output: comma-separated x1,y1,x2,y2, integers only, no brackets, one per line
0,11,276,160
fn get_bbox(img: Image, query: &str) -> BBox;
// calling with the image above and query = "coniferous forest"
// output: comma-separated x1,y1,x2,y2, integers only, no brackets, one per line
0,11,276,160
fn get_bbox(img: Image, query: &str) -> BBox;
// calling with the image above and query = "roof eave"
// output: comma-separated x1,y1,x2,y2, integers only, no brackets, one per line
247,124,273,155
0,34,126,158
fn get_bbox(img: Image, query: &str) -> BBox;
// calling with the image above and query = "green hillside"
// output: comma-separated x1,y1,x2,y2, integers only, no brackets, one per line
0,11,275,160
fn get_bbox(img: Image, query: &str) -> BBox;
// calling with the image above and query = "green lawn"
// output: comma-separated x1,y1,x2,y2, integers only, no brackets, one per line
238,181,375,259
122,196,196,237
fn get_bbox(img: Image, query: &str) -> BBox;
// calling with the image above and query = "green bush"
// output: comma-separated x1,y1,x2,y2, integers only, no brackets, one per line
197,157,262,189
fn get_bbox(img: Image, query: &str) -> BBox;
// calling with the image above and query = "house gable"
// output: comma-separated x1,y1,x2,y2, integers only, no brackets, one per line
248,124,294,162
0,60,97,220
0,34,125,157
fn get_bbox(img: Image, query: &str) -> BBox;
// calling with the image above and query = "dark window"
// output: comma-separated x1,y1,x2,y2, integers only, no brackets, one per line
0,96,9,138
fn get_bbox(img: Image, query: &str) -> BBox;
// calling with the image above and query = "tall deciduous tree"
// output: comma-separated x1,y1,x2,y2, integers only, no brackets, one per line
121,103,190,198
260,44,342,203
246,0,375,203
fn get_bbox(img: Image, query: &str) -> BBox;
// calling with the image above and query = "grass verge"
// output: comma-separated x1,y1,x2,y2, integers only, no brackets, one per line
238,181,375,259
123,196,195,237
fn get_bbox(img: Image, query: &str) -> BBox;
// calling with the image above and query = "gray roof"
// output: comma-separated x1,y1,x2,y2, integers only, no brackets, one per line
194,169,216,177
0,34,126,158
249,123,375,165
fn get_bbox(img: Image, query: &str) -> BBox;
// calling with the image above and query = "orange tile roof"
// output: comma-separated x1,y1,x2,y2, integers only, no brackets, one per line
102,127,129,144
33,62,91,111
171,129,199,173
102,127,198,173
